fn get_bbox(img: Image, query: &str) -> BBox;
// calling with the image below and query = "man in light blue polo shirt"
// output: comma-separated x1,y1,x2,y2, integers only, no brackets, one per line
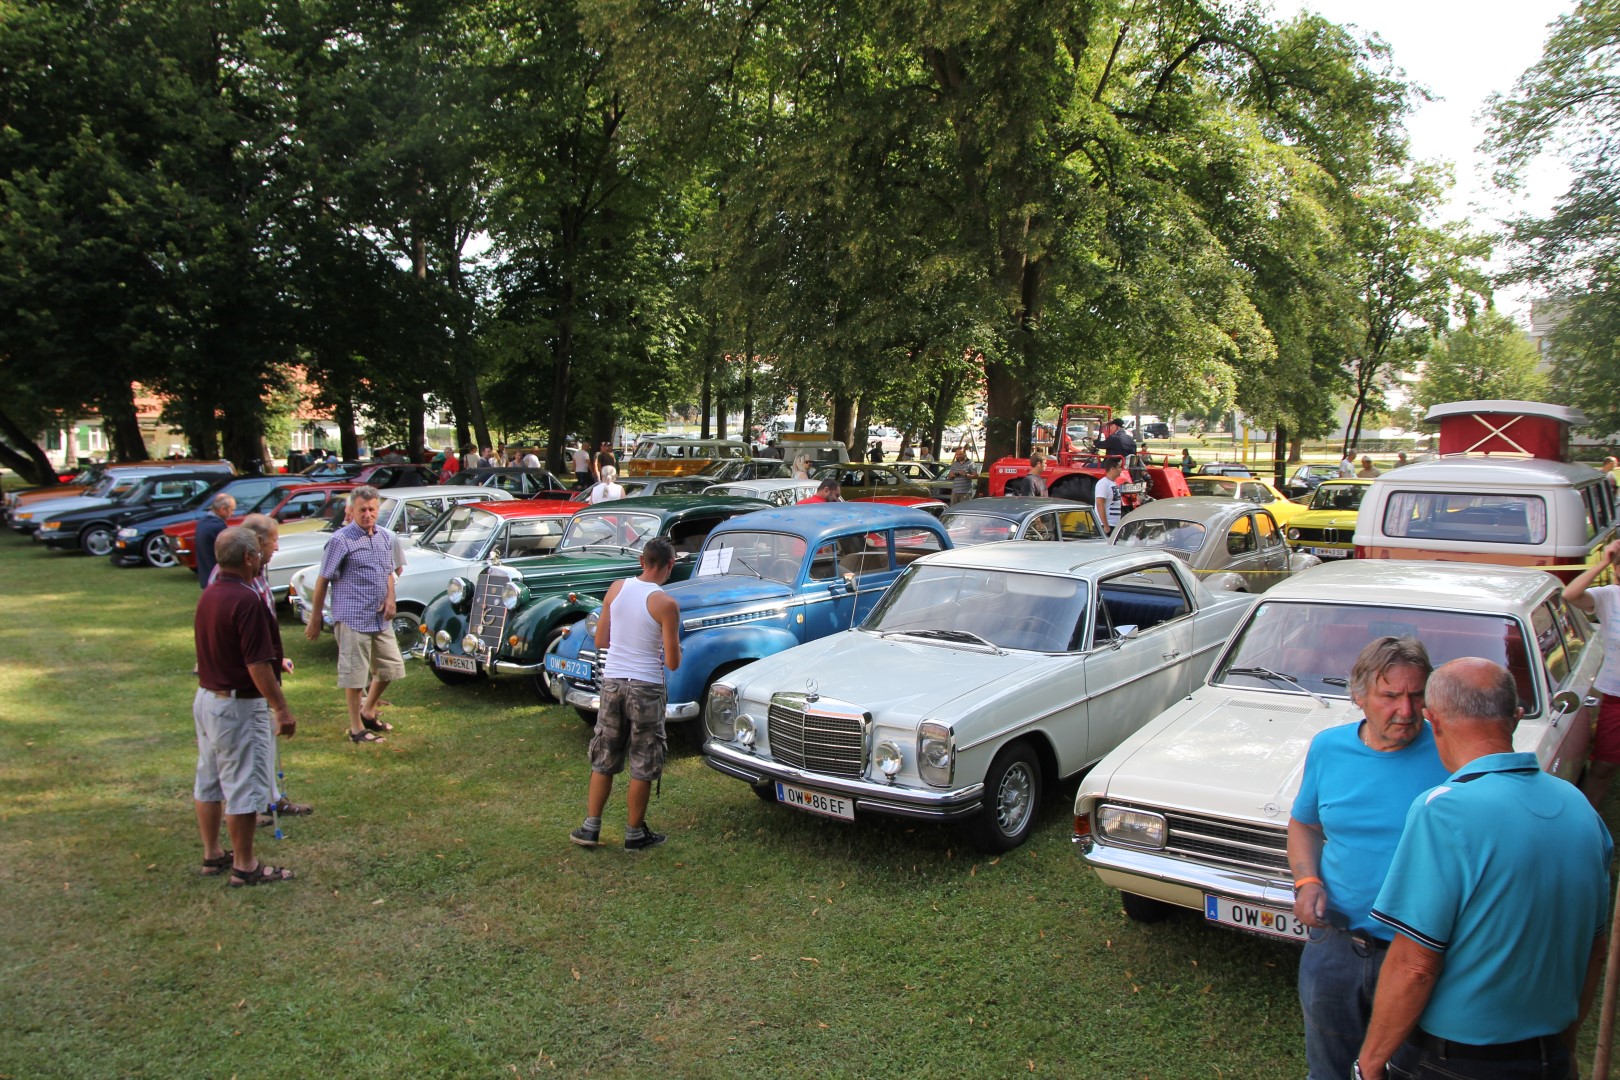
1355,658,1611,1080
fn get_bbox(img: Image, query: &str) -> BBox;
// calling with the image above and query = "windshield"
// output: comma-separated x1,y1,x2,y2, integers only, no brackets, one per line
1309,483,1369,512
560,509,662,551
1186,477,1239,498
114,479,158,504
695,531,804,583
940,511,1019,546
863,564,1090,652
1214,600,1540,712
1114,517,1206,555
421,506,501,559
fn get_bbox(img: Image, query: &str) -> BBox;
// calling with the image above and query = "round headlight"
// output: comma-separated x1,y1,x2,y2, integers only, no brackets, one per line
461,633,480,653
435,630,451,650
501,581,523,610
1286,527,1300,540
875,740,903,778
584,610,600,638
446,577,468,603
735,714,756,747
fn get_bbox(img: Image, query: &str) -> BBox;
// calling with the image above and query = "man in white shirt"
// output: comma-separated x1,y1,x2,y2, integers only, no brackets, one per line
1094,458,1125,534
520,449,541,469
1562,538,1620,805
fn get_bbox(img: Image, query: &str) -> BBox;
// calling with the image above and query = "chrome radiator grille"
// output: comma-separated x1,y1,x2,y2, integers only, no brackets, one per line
766,693,867,778
1112,803,1289,878
469,567,515,652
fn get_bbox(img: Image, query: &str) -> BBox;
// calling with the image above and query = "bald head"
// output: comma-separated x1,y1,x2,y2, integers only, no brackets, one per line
1423,657,1523,769
214,526,260,572
210,492,236,517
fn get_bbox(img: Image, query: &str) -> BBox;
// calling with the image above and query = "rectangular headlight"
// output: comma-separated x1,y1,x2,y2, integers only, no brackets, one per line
706,682,738,741
917,721,953,787
1096,806,1167,849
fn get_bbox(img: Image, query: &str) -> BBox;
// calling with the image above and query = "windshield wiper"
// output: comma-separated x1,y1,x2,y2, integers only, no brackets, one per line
733,556,764,580
1225,666,1329,706
885,628,1004,654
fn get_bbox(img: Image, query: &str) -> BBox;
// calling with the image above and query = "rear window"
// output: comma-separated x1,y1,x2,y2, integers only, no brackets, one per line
1381,491,1547,546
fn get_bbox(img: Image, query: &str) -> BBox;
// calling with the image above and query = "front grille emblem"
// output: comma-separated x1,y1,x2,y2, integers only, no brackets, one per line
805,678,819,703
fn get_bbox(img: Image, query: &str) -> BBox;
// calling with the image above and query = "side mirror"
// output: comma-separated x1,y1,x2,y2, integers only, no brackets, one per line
1551,690,1581,716
1110,624,1139,647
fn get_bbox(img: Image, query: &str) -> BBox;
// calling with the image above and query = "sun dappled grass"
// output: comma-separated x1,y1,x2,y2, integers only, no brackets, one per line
0,529,1613,1079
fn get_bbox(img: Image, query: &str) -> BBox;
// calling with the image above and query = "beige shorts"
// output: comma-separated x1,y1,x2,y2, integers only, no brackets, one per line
193,689,272,816
334,622,406,689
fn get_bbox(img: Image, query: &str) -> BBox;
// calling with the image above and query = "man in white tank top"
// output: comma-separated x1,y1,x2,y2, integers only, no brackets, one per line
570,538,683,850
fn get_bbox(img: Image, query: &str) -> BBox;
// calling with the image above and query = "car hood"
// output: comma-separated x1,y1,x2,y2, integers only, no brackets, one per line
395,546,476,583
666,576,793,613
1086,686,1357,822
15,494,115,518
1291,509,1359,531
731,630,1034,721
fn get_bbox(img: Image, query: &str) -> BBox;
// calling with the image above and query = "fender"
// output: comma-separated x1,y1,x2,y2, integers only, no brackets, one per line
507,592,597,659
668,623,802,706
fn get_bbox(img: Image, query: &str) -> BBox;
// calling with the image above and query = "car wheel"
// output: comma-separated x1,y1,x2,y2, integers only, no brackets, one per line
575,707,597,727
143,533,178,569
80,524,115,557
390,610,424,653
1048,475,1097,505
1120,891,1173,924
531,627,569,704
751,782,777,803
965,740,1042,853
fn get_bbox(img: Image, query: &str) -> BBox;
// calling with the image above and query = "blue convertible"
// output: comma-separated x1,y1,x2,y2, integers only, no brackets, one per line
544,503,952,731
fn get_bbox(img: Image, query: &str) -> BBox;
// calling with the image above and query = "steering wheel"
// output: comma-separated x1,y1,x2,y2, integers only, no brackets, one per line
1010,615,1063,647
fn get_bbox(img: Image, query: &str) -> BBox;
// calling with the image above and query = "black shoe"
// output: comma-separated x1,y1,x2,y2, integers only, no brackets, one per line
624,827,666,851
569,824,602,848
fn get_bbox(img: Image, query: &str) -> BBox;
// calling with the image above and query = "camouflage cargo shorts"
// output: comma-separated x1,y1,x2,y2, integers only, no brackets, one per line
590,678,666,781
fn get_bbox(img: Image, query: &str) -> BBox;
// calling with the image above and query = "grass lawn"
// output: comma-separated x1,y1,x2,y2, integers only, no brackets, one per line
0,527,1610,1078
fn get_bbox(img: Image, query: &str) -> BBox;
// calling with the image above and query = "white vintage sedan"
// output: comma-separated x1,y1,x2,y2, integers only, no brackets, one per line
703,542,1258,851
1075,560,1598,941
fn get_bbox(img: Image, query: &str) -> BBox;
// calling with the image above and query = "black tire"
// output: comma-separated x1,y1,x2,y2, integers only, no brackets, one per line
964,740,1043,853
751,782,777,803
430,663,485,686
79,523,115,557
531,627,569,703
1120,891,1173,924
390,610,422,653
143,532,178,569
1048,475,1097,506
575,707,597,726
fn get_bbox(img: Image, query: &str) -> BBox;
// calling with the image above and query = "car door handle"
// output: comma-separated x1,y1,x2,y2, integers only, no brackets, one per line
1162,650,1181,661
1587,695,1602,708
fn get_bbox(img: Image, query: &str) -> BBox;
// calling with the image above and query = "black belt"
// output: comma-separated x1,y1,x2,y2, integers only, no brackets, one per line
203,688,264,700
1409,1029,1564,1062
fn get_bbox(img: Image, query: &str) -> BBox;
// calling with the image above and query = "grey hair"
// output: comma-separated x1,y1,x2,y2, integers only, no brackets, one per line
1348,636,1433,701
214,526,260,569
1426,659,1518,725
210,492,236,512
348,485,382,506
239,513,278,544
600,465,617,483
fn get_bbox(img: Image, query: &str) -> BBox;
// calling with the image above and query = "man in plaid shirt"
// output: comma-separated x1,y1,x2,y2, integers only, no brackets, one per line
303,486,403,743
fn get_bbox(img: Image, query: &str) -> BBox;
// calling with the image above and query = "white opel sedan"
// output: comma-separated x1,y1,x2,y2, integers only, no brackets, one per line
703,542,1257,851
1075,560,1597,940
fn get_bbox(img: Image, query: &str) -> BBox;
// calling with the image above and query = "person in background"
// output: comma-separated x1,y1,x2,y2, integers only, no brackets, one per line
1355,659,1611,1080
194,493,237,589
1026,454,1049,497
919,446,934,463
1180,448,1195,472
1356,456,1380,479
478,446,495,468
791,453,813,480
594,440,617,483
1093,458,1125,535
570,538,682,851
799,477,842,504
238,513,311,824
1094,419,1137,459
588,465,625,504
571,441,593,489
1338,452,1356,478
1602,456,1618,491
1288,638,1444,1080
439,446,460,478
868,440,884,463
1393,451,1409,468
520,448,541,469
1560,538,1620,806
946,447,977,505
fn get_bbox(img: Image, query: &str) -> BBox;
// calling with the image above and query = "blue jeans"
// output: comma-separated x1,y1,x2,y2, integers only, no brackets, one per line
1299,927,1388,1080
1387,1036,1573,1079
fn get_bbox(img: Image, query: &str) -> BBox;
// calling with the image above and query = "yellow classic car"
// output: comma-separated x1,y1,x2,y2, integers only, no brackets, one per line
1283,478,1373,559
1181,475,1306,527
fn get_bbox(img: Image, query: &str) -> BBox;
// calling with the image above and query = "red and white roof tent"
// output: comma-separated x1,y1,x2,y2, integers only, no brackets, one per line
1425,400,1588,462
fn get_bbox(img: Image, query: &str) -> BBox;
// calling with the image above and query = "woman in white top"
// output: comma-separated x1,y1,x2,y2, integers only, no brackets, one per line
589,465,625,503
791,453,812,480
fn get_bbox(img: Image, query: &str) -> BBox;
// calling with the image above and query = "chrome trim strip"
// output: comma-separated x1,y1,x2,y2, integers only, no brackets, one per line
1079,839,1298,909
564,687,699,720
681,601,790,631
703,741,984,820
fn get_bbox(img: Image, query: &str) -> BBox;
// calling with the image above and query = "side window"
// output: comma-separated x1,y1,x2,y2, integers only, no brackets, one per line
1240,483,1267,503
403,501,440,535
1095,564,1193,643
280,493,324,520
893,527,945,566
809,541,839,580
1255,512,1284,549
1582,485,1600,541
1534,602,1570,684
1226,516,1257,556
1552,597,1590,675
1025,513,1057,541
873,468,899,486
1058,510,1102,540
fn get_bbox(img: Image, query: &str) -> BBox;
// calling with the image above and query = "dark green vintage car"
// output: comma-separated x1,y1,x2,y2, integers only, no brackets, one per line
416,495,769,699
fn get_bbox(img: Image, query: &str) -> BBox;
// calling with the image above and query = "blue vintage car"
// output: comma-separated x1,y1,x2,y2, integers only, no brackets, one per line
544,502,952,731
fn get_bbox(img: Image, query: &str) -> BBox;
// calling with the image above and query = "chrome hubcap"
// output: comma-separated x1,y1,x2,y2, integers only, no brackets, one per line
995,762,1034,835
85,530,113,556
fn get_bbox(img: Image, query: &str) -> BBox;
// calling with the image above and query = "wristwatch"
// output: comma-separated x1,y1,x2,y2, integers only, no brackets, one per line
1352,1062,1366,1080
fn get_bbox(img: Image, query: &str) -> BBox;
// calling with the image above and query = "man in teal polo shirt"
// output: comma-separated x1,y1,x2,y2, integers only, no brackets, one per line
1354,658,1611,1080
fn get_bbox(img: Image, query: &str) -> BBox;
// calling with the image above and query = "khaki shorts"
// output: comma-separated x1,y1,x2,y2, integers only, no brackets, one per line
334,622,406,689
193,689,272,816
590,678,666,781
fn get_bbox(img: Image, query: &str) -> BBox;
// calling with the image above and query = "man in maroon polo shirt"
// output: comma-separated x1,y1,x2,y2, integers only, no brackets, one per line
193,526,298,886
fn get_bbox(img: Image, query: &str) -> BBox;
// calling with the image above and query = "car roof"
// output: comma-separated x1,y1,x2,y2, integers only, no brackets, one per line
1265,558,1557,611
924,539,1171,577
708,478,818,492
375,484,514,499
1374,455,1604,486
705,502,945,544
1119,496,1265,526
466,501,580,518
945,496,1092,516
576,494,769,518
1313,478,1373,488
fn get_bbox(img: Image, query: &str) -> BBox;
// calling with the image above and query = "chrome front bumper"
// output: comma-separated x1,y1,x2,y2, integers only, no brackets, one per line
1077,838,1298,911
563,687,700,721
415,644,548,675
289,593,333,628
703,740,985,822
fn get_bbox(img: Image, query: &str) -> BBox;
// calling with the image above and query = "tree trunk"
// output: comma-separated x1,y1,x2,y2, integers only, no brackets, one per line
1288,435,1304,464
852,397,871,459
794,382,810,430
591,403,615,455
0,407,60,484
741,327,754,442
337,397,359,460
1272,423,1288,486
929,370,960,459
408,394,426,462
831,393,854,450
102,384,147,462
700,357,713,439
984,357,1031,463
